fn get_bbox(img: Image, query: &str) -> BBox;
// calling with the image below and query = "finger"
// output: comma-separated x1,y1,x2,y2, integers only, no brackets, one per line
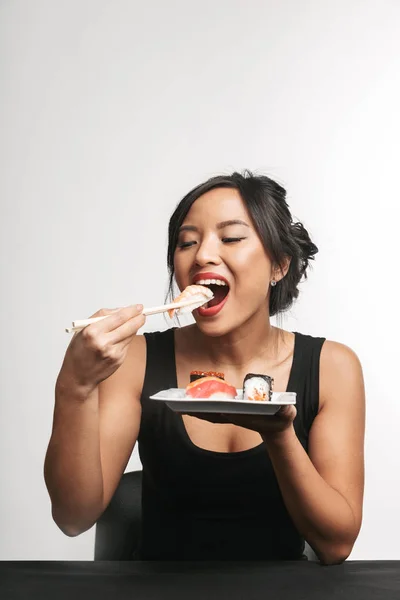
93,305,144,334
107,312,147,344
118,317,147,350
277,405,297,420
226,414,256,428
88,307,122,319
183,412,228,424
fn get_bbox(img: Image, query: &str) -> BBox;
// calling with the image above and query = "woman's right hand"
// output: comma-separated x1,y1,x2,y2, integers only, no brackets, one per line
57,305,146,395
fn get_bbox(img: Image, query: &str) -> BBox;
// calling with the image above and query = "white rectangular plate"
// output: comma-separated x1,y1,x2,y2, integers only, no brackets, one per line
150,389,296,416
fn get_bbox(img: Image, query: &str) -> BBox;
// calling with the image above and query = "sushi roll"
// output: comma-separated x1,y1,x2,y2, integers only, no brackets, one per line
243,373,274,402
185,376,236,399
190,370,225,382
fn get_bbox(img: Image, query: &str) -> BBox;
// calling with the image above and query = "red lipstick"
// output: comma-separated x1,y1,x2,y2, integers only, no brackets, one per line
191,272,230,318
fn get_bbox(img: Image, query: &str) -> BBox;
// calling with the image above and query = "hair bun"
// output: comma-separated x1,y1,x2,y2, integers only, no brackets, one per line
290,221,319,279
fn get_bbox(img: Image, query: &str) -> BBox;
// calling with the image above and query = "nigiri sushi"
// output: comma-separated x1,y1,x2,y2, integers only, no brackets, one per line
243,373,274,401
190,370,225,382
168,284,214,318
185,376,236,399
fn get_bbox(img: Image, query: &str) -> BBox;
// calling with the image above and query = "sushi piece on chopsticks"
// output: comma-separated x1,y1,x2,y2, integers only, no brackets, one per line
185,376,237,399
167,284,214,318
243,373,274,401
65,285,214,333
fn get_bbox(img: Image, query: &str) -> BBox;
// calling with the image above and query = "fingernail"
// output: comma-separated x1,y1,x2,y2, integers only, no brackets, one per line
136,304,143,312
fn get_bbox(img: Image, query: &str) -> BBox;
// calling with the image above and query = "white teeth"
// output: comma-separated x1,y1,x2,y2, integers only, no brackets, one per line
196,279,227,286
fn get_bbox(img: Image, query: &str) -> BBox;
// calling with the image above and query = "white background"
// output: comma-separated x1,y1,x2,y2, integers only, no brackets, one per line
1,0,399,560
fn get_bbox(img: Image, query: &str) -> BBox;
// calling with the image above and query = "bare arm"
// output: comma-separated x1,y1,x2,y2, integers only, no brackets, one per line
44,307,146,536
97,335,145,514
263,341,365,564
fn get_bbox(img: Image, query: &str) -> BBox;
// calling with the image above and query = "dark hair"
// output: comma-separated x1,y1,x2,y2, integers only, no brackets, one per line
167,170,318,317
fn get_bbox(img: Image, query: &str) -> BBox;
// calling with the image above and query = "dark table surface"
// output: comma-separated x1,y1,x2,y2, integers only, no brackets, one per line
1,560,399,600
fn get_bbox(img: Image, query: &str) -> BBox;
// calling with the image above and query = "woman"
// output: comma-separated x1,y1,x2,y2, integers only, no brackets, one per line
44,171,365,564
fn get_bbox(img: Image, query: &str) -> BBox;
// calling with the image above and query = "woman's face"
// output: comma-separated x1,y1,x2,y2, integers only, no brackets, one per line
173,187,276,336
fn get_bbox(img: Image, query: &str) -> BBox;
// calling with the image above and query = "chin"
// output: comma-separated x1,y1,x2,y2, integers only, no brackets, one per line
193,314,242,338
196,326,228,338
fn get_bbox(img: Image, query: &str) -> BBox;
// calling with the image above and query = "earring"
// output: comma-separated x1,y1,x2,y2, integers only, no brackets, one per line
271,280,277,287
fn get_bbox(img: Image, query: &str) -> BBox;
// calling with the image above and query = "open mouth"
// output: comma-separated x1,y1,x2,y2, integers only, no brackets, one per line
206,283,229,307
194,278,230,317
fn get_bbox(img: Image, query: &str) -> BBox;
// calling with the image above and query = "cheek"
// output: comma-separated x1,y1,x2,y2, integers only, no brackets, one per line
232,247,272,293
173,252,189,289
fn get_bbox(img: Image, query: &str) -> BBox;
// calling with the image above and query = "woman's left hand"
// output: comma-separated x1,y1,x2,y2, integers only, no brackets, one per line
183,404,297,438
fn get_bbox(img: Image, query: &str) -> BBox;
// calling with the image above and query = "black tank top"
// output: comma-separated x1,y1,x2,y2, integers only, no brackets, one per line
137,328,326,560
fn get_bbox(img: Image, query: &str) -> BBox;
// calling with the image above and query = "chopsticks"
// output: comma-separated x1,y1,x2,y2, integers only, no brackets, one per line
65,294,213,333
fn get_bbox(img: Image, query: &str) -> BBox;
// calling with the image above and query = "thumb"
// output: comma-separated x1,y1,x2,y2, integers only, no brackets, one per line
277,404,297,420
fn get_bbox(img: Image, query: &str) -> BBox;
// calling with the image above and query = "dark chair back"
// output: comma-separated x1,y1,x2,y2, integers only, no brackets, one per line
94,470,142,560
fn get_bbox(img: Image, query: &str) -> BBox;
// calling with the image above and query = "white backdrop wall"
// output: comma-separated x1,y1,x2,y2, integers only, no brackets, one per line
1,0,399,560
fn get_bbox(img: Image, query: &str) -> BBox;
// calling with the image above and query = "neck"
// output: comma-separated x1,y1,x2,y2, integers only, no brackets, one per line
194,308,281,370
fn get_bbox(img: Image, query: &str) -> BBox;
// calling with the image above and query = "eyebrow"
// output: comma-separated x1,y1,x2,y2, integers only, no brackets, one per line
178,219,250,233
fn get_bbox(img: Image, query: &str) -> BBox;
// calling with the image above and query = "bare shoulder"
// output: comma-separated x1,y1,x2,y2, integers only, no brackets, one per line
320,339,363,372
319,339,365,410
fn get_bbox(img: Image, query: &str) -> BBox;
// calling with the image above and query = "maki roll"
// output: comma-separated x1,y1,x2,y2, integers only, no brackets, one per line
243,373,274,401
185,376,236,399
190,370,224,382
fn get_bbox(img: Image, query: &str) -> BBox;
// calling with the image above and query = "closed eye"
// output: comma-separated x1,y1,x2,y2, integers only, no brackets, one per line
177,237,246,249
222,237,246,243
177,241,197,249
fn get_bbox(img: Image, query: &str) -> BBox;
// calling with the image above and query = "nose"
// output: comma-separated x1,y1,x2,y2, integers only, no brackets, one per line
194,236,222,267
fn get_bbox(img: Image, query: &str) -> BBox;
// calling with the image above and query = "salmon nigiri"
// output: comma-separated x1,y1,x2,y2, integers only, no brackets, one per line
185,376,237,399
168,284,214,318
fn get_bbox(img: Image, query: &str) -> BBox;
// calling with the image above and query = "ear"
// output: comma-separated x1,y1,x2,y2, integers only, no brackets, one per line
272,256,291,282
